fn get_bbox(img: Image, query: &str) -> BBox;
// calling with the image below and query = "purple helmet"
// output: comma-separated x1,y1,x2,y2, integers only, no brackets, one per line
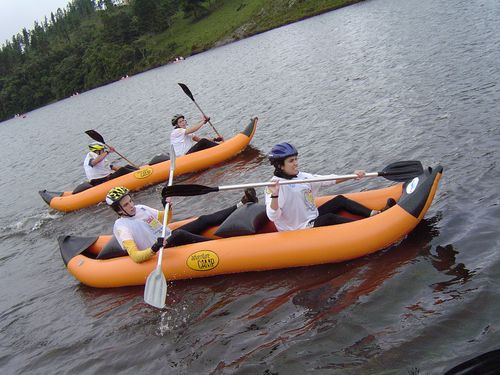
268,142,298,162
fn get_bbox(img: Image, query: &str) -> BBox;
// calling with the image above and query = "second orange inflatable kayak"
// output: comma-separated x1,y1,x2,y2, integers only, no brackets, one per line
40,117,258,212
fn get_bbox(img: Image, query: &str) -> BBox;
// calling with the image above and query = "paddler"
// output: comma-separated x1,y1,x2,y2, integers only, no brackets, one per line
83,142,136,186
170,114,223,156
106,186,257,263
265,142,396,232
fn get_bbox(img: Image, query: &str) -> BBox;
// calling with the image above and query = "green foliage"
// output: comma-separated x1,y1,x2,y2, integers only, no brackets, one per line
0,0,360,121
100,7,139,44
53,51,85,98
183,0,209,21
131,0,176,33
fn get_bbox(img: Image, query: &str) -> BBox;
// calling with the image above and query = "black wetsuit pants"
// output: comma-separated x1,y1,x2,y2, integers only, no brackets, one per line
313,195,372,227
186,138,218,154
89,165,138,186
166,206,236,247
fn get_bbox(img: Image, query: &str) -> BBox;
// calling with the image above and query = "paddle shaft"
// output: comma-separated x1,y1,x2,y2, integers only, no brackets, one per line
162,160,423,197
143,146,176,309
178,83,223,139
85,130,140,169
156,161,175,268
192,101,223,139
164,173,381,198
108,146,140,170
216,173,380,192
155,204,170,269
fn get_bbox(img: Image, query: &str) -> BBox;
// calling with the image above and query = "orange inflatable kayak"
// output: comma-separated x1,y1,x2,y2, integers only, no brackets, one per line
40,118,258,212
59,165,443,288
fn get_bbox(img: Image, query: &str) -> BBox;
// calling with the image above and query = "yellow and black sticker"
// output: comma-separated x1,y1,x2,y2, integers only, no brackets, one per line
187,250,219,271
134,167,153,179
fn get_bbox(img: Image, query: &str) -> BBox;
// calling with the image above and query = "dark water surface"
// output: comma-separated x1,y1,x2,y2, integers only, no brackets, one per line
1,0,499,373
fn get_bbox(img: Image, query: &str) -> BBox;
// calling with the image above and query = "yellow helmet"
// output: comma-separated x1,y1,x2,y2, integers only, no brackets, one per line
88,141,106,152
106,186,129,206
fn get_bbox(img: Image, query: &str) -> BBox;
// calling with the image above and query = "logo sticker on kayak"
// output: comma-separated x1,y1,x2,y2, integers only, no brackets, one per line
134,167,153,179
187,250,219,271
406,177,419,194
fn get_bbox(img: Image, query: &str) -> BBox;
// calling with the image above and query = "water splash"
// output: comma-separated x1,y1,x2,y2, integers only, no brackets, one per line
0,211,62,239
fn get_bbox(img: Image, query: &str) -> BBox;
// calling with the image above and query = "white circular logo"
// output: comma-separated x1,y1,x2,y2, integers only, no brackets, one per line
406,177,419,194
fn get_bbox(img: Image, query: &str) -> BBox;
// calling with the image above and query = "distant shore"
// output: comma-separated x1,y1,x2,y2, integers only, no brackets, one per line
0,0,364,121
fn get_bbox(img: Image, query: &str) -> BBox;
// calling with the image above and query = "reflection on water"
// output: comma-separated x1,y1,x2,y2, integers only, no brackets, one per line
429,244,473,292
288,217,443,322
150,216,444,371
62,211,479,374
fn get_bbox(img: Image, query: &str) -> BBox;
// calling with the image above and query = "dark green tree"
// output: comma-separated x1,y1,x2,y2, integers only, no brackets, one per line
183,0,209,21
131,0,176,33
100,7,139,44
0,0,188,121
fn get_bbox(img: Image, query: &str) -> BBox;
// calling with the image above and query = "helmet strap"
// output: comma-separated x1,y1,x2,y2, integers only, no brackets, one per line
113,199,135,217
274,166,297,179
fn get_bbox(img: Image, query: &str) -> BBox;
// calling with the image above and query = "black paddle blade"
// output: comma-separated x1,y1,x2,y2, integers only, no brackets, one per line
85,130,105,143
379,160,423,182
162,184,219,198
178,83,194,101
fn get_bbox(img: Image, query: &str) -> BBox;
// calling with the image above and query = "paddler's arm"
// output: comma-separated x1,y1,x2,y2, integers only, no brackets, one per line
122,240,155,263
89,146,115,167
122,236,164,263
158,203,173,224
185,115,210,135
335,170,366,184
89,151,108,166
269,181,280,210
265,181,282,222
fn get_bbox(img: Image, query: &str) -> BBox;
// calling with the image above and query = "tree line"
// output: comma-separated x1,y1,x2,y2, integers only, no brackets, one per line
0,0,213,122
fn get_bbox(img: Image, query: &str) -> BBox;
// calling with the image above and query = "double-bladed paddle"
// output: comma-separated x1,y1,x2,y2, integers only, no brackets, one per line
178,83,223,140
85,129,140,169
144,146,176,309
162,161,424,198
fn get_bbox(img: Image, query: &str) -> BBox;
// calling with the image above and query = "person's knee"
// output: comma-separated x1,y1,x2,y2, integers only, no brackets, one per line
168,229,189,246
333,194,348,204
199,138,217,148
314,213,334,227
196,214,210,225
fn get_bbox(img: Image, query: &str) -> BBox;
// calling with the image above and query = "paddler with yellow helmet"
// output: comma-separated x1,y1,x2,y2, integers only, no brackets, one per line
83,142,135,186
106,186,258,263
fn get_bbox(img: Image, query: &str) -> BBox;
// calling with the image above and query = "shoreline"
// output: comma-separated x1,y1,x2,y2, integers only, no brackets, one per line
127,1,366,80
1,0,365,121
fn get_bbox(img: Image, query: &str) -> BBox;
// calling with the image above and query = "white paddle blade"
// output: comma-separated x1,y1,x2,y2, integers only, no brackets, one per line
144,267,167,309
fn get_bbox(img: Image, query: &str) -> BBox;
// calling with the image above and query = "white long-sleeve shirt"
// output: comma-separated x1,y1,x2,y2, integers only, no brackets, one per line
265,172,339,232
170,128,195,156
113,205,171,251
83,151,112,180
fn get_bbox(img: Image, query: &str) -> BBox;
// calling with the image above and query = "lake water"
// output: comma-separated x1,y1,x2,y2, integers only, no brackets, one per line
1,0,499,373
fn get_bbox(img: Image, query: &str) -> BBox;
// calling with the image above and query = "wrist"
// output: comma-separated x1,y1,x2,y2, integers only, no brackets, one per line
270,195,279,198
